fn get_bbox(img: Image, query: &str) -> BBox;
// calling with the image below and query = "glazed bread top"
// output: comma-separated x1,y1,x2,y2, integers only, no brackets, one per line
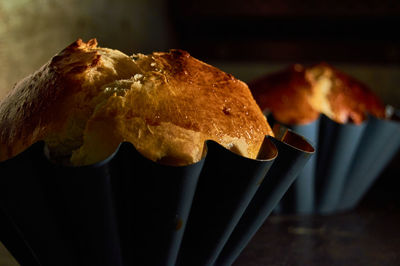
0,39,272,166
250,63,386,125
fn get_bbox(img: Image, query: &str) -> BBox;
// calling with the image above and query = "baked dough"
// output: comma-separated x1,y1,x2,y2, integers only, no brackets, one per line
0,39,272,165
250,63,385,125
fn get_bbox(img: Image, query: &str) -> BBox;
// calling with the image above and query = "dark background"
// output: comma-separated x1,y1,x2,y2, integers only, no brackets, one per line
1,0,400,106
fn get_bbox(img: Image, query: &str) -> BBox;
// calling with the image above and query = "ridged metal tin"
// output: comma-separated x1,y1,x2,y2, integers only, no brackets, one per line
272,112,400,215
338,114,400,211
215,133,315,266
0,131,314,266
275,119,319,214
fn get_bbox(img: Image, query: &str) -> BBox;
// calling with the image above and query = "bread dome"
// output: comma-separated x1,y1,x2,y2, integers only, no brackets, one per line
0,39,273,166
250,63,385,125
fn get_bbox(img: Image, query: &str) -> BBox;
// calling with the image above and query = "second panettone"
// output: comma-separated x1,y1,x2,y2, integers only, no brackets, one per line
249,63,399,215
250,63,386,125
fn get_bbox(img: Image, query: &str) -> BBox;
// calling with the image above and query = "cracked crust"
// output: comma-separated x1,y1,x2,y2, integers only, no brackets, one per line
0,39,272,165
250,63,385,125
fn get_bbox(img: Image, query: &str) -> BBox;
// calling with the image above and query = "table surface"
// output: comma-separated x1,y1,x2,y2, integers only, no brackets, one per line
2,154,400,266
234,205,400,266
234,152,400,266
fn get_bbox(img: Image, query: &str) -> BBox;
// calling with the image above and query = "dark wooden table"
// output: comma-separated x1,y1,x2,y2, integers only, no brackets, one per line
234,152,400,266
234,205,400,266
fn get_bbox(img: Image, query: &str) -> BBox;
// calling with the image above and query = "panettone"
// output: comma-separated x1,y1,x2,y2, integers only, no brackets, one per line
250,63,385,125
0,39,273,166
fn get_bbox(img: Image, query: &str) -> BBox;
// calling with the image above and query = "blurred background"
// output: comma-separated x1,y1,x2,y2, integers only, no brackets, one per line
1,0,400,106
1,0,400,265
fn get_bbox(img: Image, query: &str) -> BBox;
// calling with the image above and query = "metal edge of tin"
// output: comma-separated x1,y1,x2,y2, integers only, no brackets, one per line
215,130,315,266
272,117,320,214
176,137,277,266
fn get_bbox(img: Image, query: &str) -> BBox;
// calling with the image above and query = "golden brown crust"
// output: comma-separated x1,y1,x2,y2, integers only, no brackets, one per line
250,64,320,125
250,63,385,125
306,63,385,124
0,38,140,162
0,39,272,165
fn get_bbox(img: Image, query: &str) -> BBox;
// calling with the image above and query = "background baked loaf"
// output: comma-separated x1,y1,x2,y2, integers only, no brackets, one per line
250,63,386,125
0,39,272,166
